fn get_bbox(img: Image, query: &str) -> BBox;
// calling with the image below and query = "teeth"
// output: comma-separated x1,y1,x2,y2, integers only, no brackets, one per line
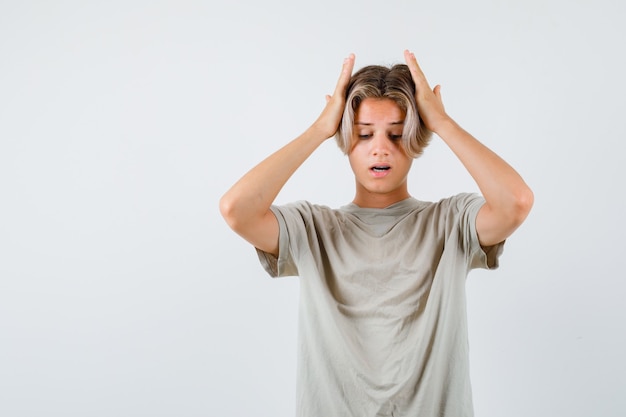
372,166,390,171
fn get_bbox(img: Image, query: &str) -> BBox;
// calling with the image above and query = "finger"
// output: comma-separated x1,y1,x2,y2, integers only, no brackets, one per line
433,84,442,99
331,53,355,97
403,49,430,90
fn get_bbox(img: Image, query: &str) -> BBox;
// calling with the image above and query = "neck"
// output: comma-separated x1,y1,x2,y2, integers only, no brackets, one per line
351,189,411,208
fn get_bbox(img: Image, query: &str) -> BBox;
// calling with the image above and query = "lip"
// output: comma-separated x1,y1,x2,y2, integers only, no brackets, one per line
369,164,391,178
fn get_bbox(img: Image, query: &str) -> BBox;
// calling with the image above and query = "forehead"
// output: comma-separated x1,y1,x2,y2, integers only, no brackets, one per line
354,98,405,124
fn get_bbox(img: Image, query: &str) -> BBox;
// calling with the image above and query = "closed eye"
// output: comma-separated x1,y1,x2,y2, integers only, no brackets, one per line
358,134,373,139
389,134,402,141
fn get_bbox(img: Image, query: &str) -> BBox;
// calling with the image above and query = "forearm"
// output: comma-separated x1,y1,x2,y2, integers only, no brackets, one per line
219,125,328,228
436,118,533,216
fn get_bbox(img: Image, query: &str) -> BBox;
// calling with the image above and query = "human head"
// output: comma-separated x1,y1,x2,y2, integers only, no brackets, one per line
335,64,432,158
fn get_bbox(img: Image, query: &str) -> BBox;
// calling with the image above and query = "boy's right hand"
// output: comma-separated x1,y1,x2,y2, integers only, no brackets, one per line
311,53,355,139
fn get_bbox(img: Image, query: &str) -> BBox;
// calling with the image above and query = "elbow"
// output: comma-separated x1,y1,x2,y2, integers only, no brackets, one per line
480,186,534,246
219,193,239,230
219,192,259,234
511,186,534,225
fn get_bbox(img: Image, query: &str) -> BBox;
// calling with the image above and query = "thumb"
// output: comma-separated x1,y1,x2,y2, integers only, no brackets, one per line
433,84,442,99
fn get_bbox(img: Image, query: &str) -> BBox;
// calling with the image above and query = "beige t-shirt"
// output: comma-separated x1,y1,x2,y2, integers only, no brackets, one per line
257,193,504,417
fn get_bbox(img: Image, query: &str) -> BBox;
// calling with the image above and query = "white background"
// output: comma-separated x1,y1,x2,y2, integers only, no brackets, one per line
1,1,625,416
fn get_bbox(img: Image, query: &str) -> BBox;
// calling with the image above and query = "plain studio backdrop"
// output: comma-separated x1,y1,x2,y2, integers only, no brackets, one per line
1,1,624,416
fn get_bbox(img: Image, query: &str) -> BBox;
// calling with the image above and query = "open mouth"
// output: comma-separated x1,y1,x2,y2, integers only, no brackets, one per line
371,165,390,172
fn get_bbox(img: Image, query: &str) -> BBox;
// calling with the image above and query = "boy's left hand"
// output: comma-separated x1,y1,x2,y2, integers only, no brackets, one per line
404,49,451,133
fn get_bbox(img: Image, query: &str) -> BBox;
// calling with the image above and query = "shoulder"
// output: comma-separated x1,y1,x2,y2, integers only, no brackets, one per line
273,200,336,214
435,192,485,213
271,200,346,224
413,193,485,231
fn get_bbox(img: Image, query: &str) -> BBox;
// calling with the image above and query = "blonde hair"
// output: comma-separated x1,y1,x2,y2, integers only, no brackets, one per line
335,64,432,158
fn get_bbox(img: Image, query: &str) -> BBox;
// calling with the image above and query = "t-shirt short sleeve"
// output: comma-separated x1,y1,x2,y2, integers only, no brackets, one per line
455,193,504,270
255,204,301,278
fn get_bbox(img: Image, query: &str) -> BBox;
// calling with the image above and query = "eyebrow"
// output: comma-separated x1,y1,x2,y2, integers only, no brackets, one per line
354,121,405,125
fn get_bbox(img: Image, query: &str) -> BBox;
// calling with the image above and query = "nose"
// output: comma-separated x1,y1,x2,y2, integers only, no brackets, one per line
370,133,391,156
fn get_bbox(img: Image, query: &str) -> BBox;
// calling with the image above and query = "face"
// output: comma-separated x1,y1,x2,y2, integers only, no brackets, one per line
348,98,413,208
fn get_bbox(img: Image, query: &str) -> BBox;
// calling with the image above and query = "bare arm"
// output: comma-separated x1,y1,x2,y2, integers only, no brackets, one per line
219,54,355,256
404,50,534,247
